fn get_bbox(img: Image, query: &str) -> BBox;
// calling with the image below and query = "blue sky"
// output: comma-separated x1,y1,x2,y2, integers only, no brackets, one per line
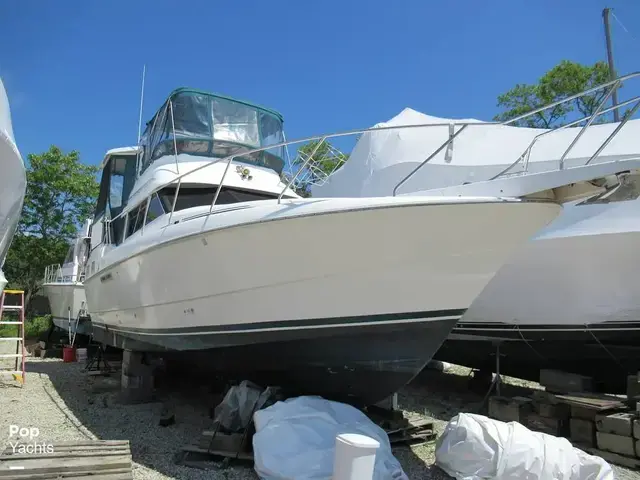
2,0,640,167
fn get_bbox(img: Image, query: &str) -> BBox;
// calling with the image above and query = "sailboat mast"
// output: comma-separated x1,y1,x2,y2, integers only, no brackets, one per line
602,8,620,122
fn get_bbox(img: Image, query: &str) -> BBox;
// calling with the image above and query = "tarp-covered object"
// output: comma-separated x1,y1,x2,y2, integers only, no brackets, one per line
252,396,408,480
214,380,278,433
435,412,613,480
311,107,640,198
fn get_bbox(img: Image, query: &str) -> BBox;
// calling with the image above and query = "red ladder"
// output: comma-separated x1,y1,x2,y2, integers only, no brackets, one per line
0,289,26,385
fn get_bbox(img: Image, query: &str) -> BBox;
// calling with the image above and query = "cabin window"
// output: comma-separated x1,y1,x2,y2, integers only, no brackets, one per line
94,153,138,246
126,203,146,238
145,194,165,225
260,112,284,161
158,186,285,213
212,97,260,147
109,175,124,209
173,94,211,137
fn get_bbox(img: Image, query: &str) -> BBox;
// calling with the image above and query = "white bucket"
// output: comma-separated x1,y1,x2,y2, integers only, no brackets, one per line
76,348,88,363
333,433,380,480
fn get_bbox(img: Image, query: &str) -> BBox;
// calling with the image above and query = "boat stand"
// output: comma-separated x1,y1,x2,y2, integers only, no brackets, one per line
84,342,113,373
478,341,505,411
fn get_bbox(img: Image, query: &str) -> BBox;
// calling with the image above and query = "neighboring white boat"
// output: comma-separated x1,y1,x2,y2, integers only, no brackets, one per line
82,88,561,405
0,78,27,291
310,74,640,392
42,219,92,337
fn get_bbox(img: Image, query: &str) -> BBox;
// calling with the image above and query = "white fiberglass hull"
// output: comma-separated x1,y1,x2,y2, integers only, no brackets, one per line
0,79,26,291
85,196,559,404
42,283,91,336
434,198,640,391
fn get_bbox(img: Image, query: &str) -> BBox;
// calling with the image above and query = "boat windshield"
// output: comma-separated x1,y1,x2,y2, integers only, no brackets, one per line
139,89,285,175
63,245,75,265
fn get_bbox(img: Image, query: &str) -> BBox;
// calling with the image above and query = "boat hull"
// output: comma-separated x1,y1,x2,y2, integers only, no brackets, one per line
434,200,640,392
86,197,560,404
94,310,461,404
0,80,26,291
42,283,92,336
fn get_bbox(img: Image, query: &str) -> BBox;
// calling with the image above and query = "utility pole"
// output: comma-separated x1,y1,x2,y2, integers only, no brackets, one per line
602,7,620,122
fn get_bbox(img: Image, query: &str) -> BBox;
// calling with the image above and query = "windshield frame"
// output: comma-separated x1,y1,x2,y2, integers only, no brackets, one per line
140,89,285,175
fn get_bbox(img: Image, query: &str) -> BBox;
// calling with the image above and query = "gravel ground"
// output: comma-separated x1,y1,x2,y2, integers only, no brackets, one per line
1,344,639,479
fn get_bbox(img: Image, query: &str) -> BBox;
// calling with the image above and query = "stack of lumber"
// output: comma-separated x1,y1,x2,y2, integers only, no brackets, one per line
0,440,133,479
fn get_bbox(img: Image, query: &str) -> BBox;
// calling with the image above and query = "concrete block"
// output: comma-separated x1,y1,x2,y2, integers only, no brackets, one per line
536,402,570,420
596,432,636,457
488,396,532,423
633,419,640,439
595,412,634,437
571,405,601,421
526,413,569,437
540,369,593,393
122,350,153,377
570,418,596,447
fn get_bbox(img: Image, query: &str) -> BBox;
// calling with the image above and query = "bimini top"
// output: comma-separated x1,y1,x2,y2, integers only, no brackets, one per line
139,88,286,175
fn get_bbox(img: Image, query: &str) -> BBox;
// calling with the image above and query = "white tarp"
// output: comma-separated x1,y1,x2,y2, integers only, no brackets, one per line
252,396,408,480
311,108,640,198
435,413,613,480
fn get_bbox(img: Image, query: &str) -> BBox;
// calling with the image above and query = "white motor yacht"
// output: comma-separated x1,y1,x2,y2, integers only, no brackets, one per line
81,88,561,404
42,219,93,337
311,73,640,392
0,78,26,291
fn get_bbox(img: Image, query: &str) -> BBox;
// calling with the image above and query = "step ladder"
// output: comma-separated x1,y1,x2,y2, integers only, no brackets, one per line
0,289,26,385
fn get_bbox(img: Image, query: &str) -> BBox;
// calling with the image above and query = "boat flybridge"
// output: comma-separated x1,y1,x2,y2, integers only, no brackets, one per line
42,219,92,338
310,72,640,393
0,78,26,291
82,88,562,405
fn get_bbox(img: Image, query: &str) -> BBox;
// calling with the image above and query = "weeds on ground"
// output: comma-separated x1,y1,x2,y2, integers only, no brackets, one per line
0,314,52,339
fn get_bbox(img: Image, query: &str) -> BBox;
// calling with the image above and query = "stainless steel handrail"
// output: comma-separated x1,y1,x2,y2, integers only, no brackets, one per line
391,71,640,195
43,264,84,284
491,94,640,179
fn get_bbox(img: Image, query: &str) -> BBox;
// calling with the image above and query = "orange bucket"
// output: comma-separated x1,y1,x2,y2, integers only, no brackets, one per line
62,346,76,363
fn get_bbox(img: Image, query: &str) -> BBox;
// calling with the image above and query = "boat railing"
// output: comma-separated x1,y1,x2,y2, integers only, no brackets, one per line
43,264,62,283
281,141,349,192
101,72,640,238
393,71,640,195
43,264,83,284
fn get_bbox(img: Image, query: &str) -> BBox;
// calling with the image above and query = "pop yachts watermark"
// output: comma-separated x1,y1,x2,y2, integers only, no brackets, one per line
7,425,54,454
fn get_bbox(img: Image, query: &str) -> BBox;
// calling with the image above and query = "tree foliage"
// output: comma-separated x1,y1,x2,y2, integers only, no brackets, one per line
494,61,612,128
284,140,348,197
4,146,99,310
20,146,99,240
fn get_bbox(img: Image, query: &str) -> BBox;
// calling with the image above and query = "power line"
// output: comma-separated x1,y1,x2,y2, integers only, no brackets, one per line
611,11,640,44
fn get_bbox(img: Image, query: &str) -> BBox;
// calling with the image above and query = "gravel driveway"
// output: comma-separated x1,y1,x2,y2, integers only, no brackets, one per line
1,343,638,479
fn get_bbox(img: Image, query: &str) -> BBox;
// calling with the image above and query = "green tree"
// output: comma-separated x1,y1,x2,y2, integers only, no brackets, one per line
4,146,99,310
284,139,349,197
494,60,613,128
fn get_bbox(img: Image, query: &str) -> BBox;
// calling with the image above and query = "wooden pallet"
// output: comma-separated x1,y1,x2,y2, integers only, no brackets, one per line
0,440,132,479
387,419,436,446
